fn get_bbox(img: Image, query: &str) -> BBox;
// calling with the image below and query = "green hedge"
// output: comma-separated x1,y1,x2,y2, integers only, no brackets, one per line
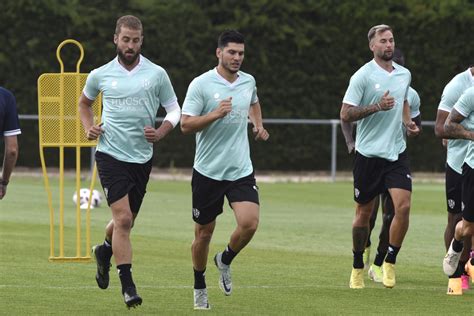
2,0,472,171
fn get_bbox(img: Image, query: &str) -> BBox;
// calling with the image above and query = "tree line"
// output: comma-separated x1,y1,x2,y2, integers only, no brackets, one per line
1,0,473,171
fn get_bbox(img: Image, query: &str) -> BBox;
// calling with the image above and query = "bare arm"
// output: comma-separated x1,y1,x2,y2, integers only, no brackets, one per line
340,90,394,122
403,100,420,137
444,108,474,140
78,93,103,140
434,109,452,138
180,97,232,134
144,121,174,143
0,135,19,199
248,101,269,141
340,103,380,122
340,120,355,153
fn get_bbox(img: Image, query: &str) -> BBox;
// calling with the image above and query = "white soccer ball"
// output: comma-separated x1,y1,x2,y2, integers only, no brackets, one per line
72,188,91,206
90,189,103,207
72,188,103,209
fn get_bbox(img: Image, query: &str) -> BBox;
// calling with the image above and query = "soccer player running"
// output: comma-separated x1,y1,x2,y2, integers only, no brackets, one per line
79,15,181,308
0,87,21,200
341,48,422,284
181,30,269,310
435,67,473,294
340,25,420,289
442,85,474,294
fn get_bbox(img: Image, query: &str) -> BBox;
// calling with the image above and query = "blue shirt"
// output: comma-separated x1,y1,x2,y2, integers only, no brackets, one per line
0,87,21,137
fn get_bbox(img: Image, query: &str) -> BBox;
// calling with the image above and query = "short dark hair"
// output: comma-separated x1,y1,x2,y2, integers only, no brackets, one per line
217,30,245,48
367,24,392,43
115,15,143,35
393,48,405,66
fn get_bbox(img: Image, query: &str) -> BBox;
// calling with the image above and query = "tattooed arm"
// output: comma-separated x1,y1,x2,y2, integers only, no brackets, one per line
340,90,394,122
444,108,474,140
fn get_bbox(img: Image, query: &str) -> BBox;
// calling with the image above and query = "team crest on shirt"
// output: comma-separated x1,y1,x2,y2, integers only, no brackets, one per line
192,208,200,219
448,199,455,210
142,79,152,90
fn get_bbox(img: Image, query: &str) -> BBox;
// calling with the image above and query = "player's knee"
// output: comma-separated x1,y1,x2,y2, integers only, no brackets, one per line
196,229,213,243
240,218,259,235
462,222,474,237
114,212,133,231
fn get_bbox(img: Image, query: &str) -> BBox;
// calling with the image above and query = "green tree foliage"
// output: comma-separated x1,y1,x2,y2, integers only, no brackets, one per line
1,0,473,171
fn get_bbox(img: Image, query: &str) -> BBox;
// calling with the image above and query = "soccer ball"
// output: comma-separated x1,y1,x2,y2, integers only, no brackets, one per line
90,189,103,207
72,188,103,209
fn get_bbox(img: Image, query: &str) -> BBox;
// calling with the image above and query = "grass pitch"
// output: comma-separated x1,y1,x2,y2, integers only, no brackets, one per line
0,176,473,315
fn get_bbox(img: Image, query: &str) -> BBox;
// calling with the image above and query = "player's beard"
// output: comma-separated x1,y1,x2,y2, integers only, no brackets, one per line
381,50,393,61
117,48,140,66
222,61,240,74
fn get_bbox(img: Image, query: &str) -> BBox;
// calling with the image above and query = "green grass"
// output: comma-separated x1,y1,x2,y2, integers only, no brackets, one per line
1,176,473,315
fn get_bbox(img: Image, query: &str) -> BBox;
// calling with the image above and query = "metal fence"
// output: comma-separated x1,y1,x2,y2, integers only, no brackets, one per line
18,115,436,181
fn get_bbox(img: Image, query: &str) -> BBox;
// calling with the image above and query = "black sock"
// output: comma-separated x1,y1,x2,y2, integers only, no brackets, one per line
452,239,463,252
450,262,464,278
193,268,206,289
221,245,238,265
102,238,113,262
385,244,400,264
353,250,364,269
117,264,135,293
373,251,387,267
460,260,467,274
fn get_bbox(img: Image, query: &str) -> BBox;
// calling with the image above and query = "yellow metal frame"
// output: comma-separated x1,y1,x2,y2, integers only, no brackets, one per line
38,39,102,262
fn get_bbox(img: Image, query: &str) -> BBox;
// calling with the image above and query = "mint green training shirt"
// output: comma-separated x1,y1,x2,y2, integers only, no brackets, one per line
83,55,177,163
438,68,474,174
343,60,411,161
452,86,474,169
182,68,258,181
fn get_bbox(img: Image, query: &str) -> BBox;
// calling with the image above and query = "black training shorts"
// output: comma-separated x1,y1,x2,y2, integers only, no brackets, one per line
445,164,463,214
461,163,474,223
95,151,152,214
353,150,412,204
191,169,259,225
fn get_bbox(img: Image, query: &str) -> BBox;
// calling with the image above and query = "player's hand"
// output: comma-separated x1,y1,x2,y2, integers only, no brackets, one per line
405,121,420,137
214,97,233,118
253,126,269,141
378,90,395,111
346,141,355,154
86,124,104,140
144,126,161,143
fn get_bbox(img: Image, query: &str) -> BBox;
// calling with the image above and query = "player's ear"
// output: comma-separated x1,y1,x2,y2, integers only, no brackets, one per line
216,47,222,59
113,34,118,45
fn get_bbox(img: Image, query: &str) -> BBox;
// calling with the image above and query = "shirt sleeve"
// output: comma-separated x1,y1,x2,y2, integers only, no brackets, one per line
182,78,204,116
82,69,100,101
453,87,474,118
157,69,178,107
409,88,421,118
438,81,462,113
342,71,366,106
3,90,21,136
